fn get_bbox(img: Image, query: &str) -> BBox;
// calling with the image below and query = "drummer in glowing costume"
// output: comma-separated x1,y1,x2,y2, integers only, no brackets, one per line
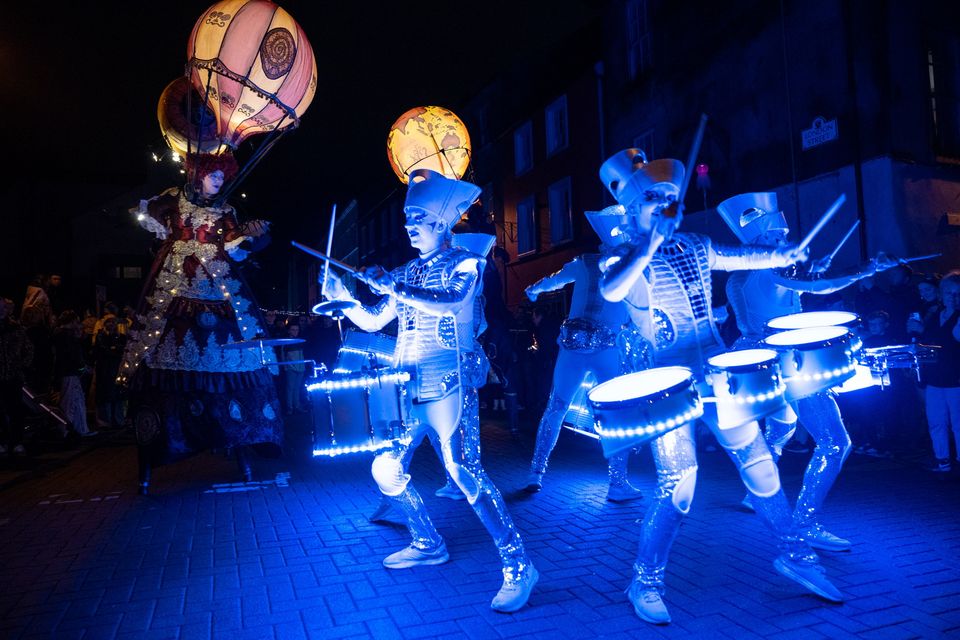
597,150,842,624
324,169,537,612
719,192,898,551
523,210,644,501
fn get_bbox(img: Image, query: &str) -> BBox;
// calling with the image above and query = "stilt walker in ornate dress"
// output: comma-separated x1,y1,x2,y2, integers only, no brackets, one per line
119,153,283,493
523,209,643,502
597,150,842,624
324,169,537,612
718,192,898,551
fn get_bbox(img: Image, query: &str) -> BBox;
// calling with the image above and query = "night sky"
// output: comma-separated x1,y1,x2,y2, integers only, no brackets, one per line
3,1,599,210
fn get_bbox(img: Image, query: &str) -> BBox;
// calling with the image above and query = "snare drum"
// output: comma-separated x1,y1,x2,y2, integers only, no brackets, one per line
763,326,861,401
704,349,786,429
307,369,412,457
588,367,703,458
766,310,859,333
333,330,397,373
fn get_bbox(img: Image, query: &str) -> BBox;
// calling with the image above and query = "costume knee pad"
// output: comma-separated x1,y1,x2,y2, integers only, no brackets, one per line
670,466,697,514
371,455,409,497
445,461,480,503
741,457,780,498
765,420,797,453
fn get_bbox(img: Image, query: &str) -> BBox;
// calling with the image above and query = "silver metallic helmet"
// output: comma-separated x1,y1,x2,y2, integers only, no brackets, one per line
585,204,632,248
715,192,789,244
599,148,684,209
404,168,482,228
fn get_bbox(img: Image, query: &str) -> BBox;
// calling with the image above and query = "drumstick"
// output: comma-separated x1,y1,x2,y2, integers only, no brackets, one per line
292,240,381,288
292,240,359,274
900,252,941,265
663,113,709,220
320,204,337,299
797,193,846,254
809,219,859,274
826,219,860,263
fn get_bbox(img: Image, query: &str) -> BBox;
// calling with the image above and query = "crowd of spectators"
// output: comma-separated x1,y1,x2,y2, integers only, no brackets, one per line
5,263,959,477
0,274,135,456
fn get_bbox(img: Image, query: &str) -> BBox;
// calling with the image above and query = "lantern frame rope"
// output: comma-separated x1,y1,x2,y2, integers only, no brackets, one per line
187,58,303,131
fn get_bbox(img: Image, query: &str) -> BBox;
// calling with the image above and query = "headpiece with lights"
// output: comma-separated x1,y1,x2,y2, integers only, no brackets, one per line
599,148,684,209
404,169,482,229
715,192,788,244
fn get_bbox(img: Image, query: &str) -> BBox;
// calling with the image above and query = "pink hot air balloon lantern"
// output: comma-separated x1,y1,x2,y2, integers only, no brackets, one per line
186,0,317,150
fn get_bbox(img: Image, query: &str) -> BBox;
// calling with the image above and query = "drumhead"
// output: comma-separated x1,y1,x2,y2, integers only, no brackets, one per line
588,366,692,403
766,310,858,330
764,326,849,347
707,348,778,369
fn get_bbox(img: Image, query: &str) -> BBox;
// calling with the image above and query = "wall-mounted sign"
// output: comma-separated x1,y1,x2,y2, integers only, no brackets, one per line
802,116,838,150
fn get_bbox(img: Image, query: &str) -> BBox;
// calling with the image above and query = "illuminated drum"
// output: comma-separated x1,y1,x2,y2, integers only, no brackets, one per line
333,330,397,373
307,369,412,457
588,367,703,458
704,349,786,428
766,310,859,332
763,327,861,401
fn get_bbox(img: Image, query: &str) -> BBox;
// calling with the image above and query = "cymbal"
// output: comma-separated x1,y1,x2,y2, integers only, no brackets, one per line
222,337,306,349
311,299,360,316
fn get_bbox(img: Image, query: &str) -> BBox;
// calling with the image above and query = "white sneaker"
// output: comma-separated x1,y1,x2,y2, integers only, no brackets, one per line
774,556,843,602
523,472,543,493
13,444,26,455
491,565,539,613
606,483,643,503
435,482,466,501
383,543,449,569
625,580,671,624
805,525,851,552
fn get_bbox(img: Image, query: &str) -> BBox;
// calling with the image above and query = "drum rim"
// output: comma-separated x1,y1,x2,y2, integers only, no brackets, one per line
766,310,860,330
706,348,779,371
763,326,851,348
588,366,695,408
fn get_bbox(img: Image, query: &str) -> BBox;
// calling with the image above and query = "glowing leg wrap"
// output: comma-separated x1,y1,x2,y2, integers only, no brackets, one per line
792,392,851,533
443,387,530,582
763,405,798,463
371,449,443,551
608,451,630,488
634,424,697,592
529,393,569,475
715,422,816,562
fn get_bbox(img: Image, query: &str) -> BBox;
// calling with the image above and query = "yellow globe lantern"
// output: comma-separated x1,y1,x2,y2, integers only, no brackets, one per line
387,106,471,184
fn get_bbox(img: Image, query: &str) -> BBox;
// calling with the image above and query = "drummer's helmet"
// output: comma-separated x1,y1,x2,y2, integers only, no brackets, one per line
716,192,789,245
599,149,684,232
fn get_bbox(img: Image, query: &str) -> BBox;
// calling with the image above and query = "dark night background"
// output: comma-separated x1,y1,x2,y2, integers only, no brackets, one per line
1,1,599,308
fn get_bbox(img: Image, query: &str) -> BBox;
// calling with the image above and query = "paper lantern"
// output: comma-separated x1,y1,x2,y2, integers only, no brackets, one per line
187,0,317,149
157,77,223,158
387,106,471,184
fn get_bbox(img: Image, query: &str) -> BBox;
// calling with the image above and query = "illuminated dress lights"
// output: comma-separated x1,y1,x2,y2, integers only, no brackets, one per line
595,150,842,625
118,158,282,462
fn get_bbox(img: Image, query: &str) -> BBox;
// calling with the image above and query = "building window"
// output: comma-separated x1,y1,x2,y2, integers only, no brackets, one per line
632,128,655,160
516,195,537,256
514,121,533,176
548,177,573,245
626,0,652,80
545,95,569,156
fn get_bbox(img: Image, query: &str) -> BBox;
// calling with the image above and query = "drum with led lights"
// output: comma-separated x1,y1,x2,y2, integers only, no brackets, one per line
765,310,859,333
763,326,861,401
704,349,787,429
308,369,412,457
588,367,703,458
